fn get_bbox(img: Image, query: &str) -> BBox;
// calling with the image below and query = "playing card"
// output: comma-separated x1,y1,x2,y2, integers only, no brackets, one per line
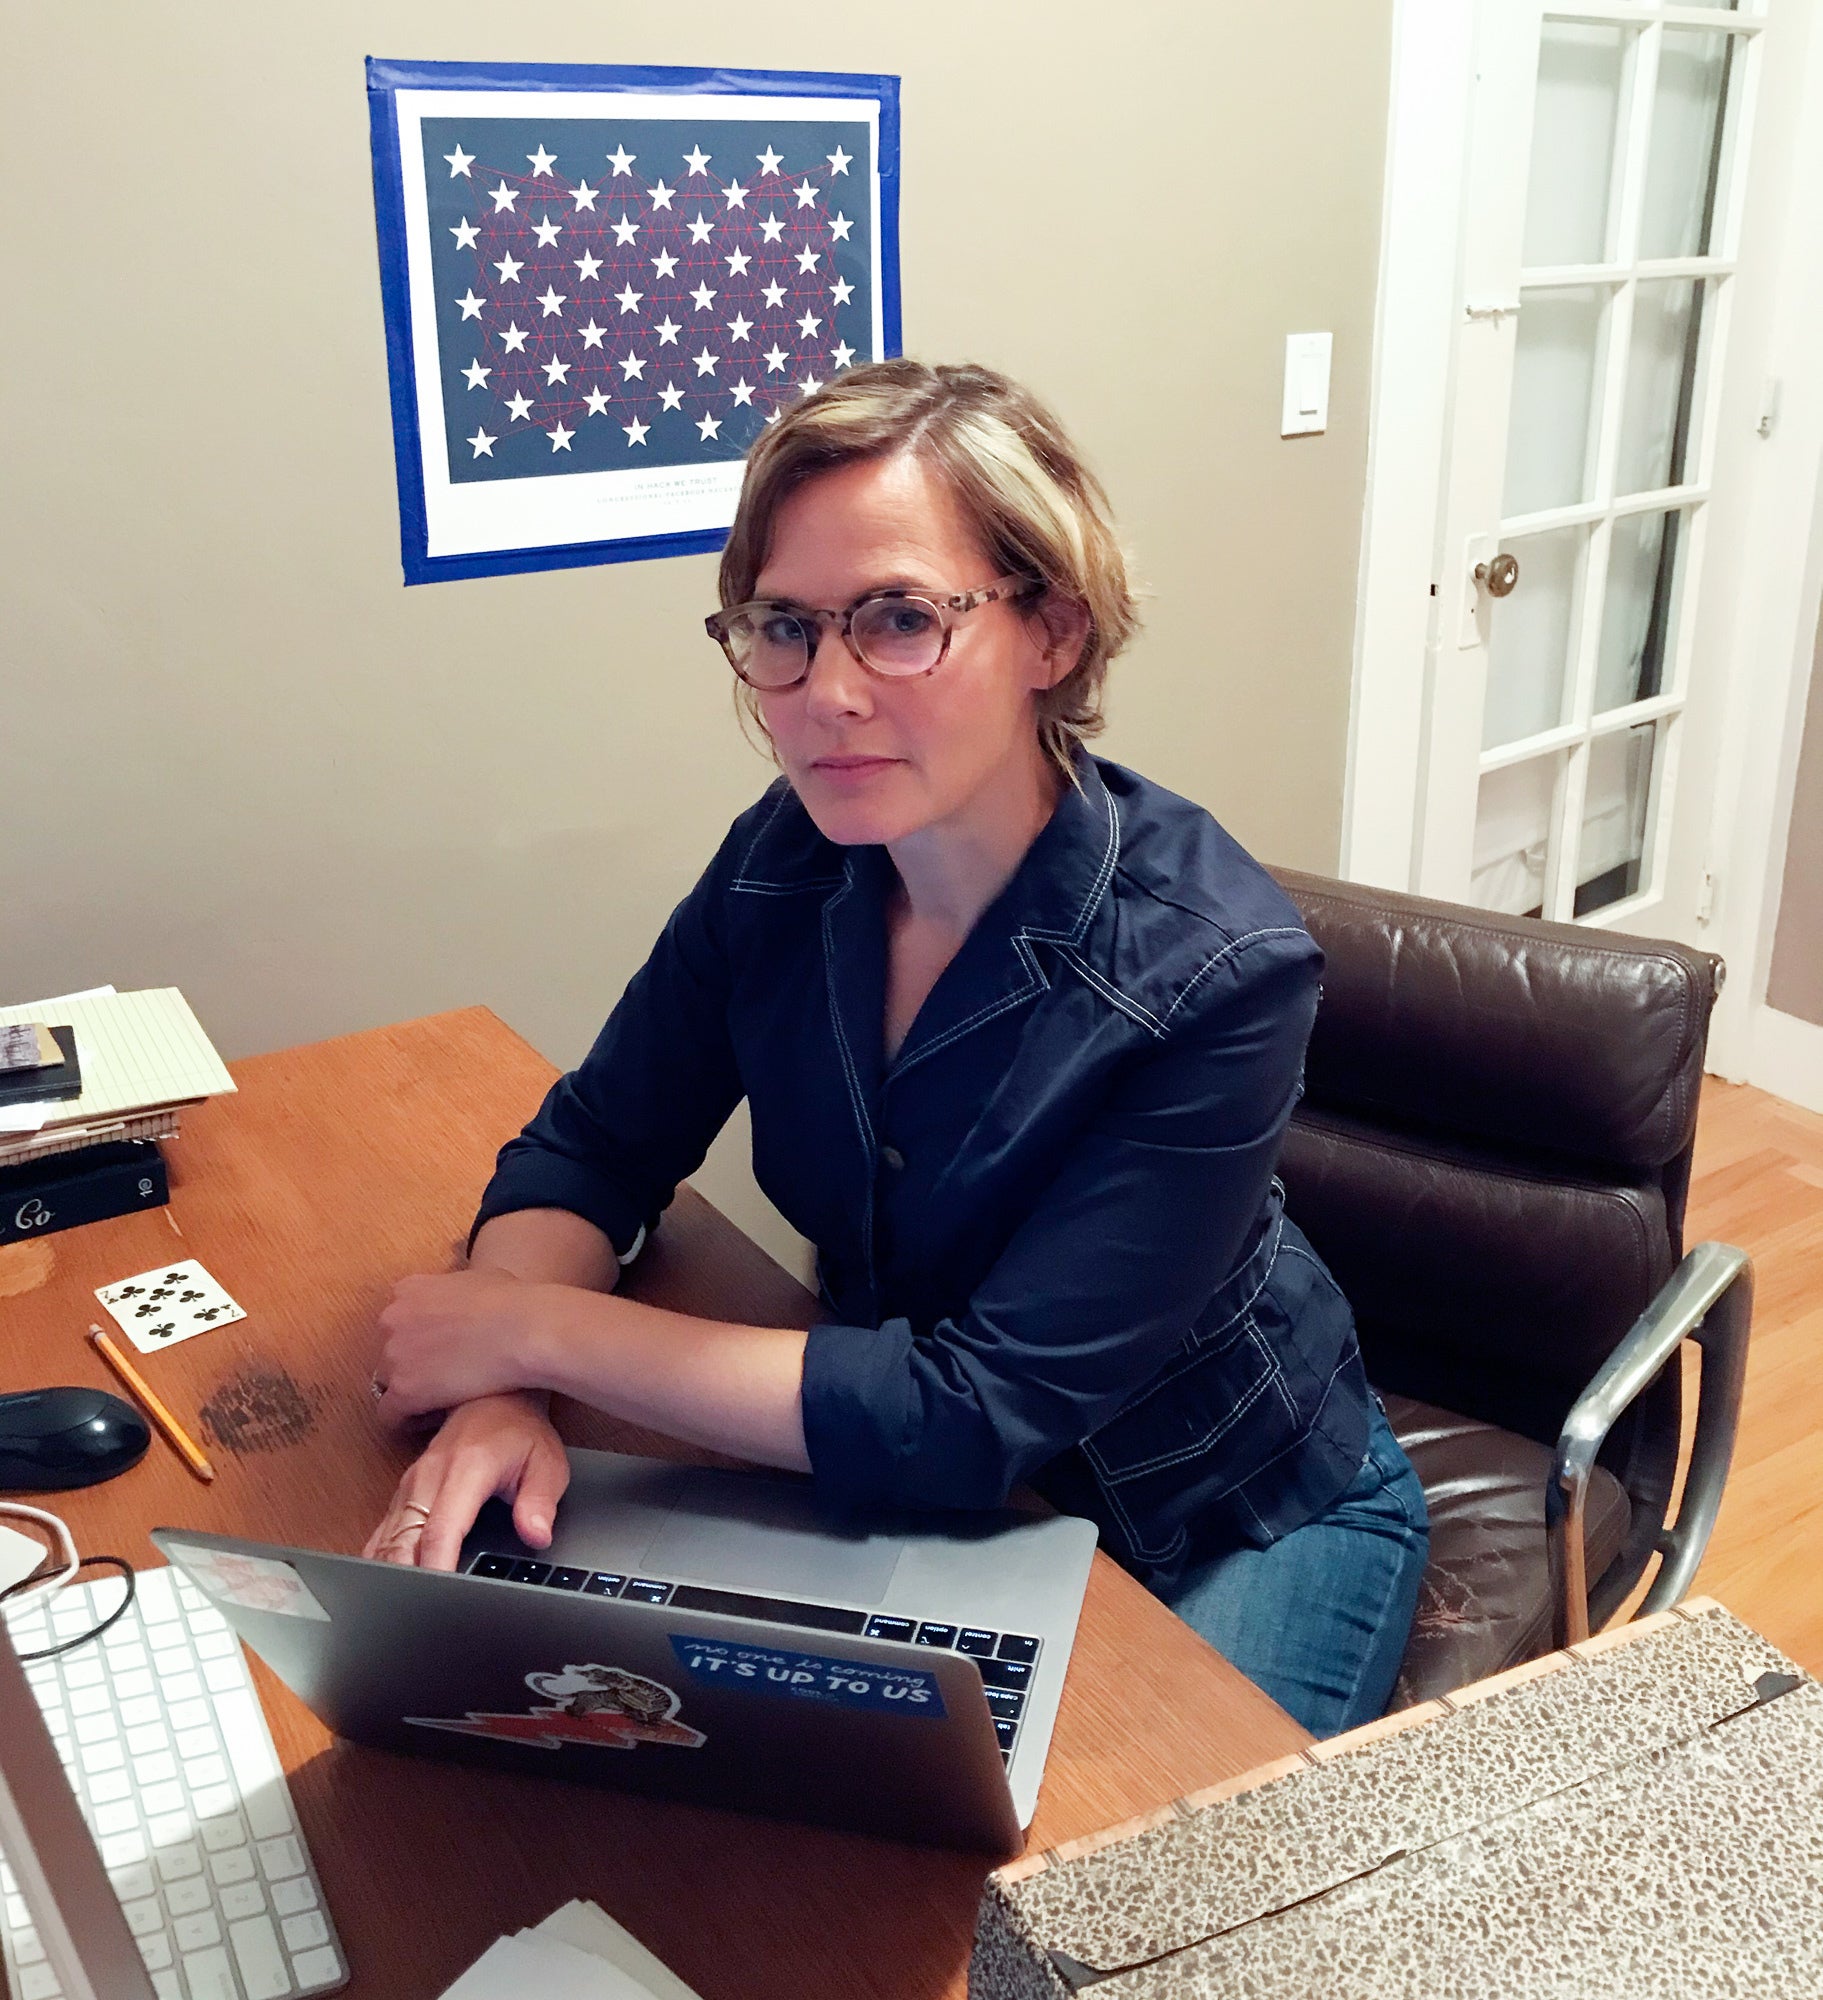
96,1258,246,1353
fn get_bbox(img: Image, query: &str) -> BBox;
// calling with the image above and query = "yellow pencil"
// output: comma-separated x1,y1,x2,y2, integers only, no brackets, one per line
88,1325,216,1484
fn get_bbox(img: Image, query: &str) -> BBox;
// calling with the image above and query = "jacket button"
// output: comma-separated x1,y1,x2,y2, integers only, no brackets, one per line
879,1145,906,1172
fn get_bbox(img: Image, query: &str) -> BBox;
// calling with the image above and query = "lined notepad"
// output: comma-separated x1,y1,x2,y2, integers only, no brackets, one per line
0,988,234,1163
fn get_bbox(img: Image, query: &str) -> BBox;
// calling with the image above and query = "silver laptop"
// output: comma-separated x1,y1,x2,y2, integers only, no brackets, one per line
152,1447,1099,1856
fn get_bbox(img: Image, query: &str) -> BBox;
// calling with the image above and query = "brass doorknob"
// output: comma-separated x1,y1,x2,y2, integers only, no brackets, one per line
1474,552,1520,598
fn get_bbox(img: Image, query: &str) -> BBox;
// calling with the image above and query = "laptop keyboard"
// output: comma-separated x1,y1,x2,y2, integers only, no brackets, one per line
467,1552,1041,1764
1,1566,347,2000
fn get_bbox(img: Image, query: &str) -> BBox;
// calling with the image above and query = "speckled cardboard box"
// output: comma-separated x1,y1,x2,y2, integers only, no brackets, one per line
972,1601,1823,1999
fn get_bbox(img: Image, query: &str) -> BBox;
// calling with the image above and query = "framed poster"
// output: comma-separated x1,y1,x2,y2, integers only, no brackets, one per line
366,58,902,584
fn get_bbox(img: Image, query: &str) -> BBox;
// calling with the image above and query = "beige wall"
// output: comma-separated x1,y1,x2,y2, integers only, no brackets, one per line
0,2,1392,1275
1768,609,1823,1027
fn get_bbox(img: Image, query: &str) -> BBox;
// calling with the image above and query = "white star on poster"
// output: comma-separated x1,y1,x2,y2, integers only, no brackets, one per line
655,316,681,345
505,391,534,420
795,248,821,274
698,412,722,440
457,289,485,321
548,422,573,450
730,379,756,407
623,418,649,446
571,180,599,211
801,376,823,397
467,425,495,455
726,249,751,276
757,145,784,175
542,356,571,385
793,179,818,208
691,283,716,311
489,181,518,213
683,145,712,176
761,280,787,308
579,319,607,348
652,249,679,278
759,212,785,244
797,311,822,338
493,253,523,284
830,213,852,242
765,408,781,425
607,145,635,176
685,214,713,246
826,146,851,175
499,322,529,353
575,251,604,282
619,353,647,381
445,144,474,178
693,348,718,376
722,179,748,208
727,313,752,341
538,286,567,317
763,344,788,373
462,358,491,389
584,386,611,415
831,277,854,305
528,145,558,176
648,179,675,209
832,340,856,369
611,217,639,246
450,218,478,249
658,381,684,411
532,215,562,248
615,284,644,315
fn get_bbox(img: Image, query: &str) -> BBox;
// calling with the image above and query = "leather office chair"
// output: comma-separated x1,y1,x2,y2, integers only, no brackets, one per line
1270,872,1752,1708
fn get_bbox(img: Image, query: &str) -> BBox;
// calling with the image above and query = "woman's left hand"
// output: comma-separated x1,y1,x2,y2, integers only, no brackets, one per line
372,1269,570,1426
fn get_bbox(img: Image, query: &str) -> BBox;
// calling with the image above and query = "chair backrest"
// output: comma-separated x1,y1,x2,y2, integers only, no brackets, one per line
1270,871,1721,1620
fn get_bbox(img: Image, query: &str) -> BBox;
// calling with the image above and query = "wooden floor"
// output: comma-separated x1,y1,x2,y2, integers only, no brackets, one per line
1685,1077,1823,1674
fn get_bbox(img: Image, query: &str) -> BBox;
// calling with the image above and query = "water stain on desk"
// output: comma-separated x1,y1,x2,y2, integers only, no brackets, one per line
200,1366,322,1455
0,1239,55,1297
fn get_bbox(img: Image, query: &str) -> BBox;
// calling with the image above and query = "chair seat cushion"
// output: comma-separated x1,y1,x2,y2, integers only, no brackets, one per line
1383,1393,1633,1709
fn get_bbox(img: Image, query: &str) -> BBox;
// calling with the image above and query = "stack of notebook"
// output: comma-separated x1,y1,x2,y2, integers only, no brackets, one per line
0,987,236,1169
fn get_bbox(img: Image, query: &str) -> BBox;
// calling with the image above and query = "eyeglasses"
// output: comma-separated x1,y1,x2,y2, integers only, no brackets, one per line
704,574,1040,690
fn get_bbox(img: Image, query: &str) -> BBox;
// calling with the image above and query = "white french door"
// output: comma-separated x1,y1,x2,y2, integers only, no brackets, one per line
1371,0,1772,933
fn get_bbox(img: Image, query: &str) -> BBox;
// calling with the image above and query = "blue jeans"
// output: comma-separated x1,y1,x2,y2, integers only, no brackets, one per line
1164,1398,1429,1738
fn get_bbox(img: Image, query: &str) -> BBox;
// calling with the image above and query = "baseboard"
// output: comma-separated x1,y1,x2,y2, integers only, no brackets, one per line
1745,1004,1823,1115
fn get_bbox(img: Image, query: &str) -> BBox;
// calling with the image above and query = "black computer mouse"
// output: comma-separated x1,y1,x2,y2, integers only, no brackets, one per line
0,1386,151,1490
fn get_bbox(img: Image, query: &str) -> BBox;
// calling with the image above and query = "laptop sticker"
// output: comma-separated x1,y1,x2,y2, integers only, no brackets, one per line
668,1634,948,1717
406,1663,706,1752
165,1546,331,1621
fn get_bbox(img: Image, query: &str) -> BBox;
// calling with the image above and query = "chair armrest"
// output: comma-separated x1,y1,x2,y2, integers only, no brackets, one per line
1547,1241,1752,1647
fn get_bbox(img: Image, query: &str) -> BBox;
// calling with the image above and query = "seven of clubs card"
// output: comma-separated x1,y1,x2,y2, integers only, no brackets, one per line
95,1260,246,1354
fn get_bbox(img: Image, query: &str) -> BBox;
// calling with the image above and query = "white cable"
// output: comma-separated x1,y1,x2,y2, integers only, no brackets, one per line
0,1503,79,1609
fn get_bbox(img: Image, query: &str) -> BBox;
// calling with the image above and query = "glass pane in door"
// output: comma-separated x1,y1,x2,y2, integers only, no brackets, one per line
1523,22,1627,267
1640,31,1737,259
1484,527,1584,750
1575,723,1659,915
1597,508,1686,711
1503,287,1607,516
1617,278,1707,495
1472,754,1562,917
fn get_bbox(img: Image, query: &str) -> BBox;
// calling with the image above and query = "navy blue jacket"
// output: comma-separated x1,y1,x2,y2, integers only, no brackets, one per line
474,754,1370,1590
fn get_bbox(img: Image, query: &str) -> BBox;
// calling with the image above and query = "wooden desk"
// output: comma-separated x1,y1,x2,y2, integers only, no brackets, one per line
0,1009,1309,2000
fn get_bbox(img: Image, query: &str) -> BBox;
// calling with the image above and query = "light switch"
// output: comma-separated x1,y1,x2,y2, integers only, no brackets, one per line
1281,331,1332,437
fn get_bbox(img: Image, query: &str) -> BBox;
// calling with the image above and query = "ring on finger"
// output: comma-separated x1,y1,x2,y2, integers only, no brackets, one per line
369,1374,387,1402
400,1501,432,1521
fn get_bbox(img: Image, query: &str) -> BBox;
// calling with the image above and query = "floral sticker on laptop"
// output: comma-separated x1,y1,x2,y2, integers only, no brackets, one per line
406,1663,706,1752
164,1546,331,1622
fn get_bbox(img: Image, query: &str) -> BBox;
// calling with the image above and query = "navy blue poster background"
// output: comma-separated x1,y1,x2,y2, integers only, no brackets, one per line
422,117,878,482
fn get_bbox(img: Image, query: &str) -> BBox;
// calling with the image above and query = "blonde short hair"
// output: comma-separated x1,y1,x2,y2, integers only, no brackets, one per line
718,360,1139,782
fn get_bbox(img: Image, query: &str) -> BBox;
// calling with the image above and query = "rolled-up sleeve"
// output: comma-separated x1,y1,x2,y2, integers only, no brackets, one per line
800,931,1321,1511
471,838,744,1258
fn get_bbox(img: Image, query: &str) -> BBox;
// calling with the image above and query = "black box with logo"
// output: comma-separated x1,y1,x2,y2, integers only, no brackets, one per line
0,1141,169,1246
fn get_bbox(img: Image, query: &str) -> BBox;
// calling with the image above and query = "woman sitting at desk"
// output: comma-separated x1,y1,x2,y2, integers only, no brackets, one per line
365,360,1427,1737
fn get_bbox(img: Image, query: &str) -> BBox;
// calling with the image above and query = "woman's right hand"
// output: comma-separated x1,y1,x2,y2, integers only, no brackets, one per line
363,1390,571,1572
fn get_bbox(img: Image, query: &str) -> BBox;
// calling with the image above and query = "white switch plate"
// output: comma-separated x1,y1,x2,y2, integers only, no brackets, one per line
1281,330,1332,437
